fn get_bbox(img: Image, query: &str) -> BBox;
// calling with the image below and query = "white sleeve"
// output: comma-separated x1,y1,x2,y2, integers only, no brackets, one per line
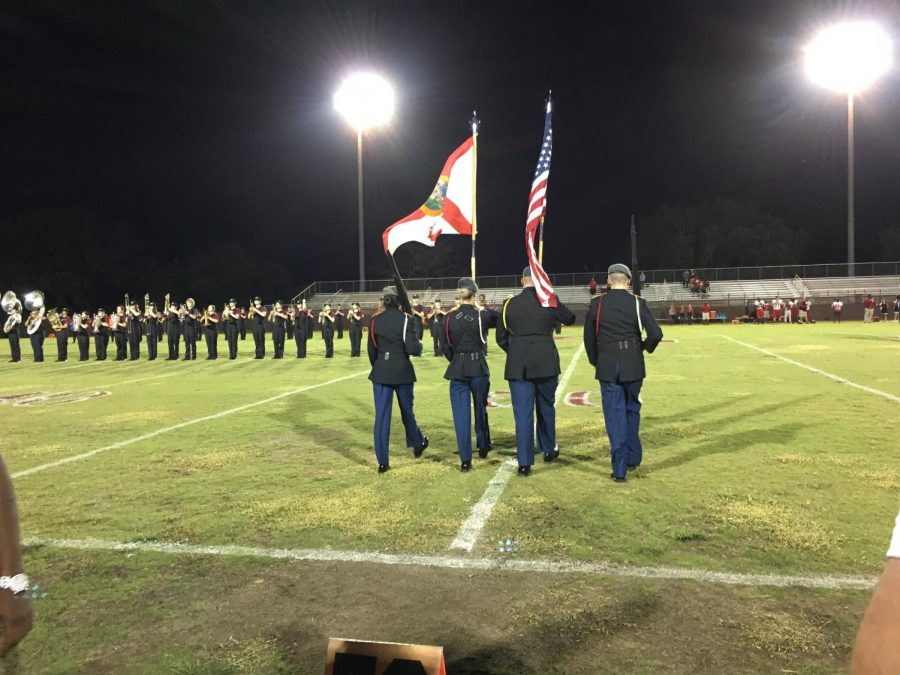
888,510,900,559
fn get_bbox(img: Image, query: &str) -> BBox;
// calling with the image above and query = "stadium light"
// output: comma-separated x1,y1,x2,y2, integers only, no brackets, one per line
804,22,893,276
334,72,395,288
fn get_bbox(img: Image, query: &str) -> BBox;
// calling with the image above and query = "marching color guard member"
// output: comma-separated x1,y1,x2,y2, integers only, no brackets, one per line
294,300,309,358
144,302,159,360
127,301,142,360
496,266,576,476
249,297,267,359
202,304,220,359
93,308,110,361
75,311,91,361
182,298,200,360
4,305,22,363
583,264,663,482
52,308,72,362
348,302,364,357
367,286,428,473
441,277,493,471
319,303,335,358
270,301,287,359
427,300,446,356
165,301,181,360
334,304,345,339
223,300,240,359
112,306,128,361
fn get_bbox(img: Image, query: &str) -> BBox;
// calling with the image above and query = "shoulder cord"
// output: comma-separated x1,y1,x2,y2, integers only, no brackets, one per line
501,298,513,334
370,317,377,349
594,296,643,337
636,296,644,335
445,309,487,348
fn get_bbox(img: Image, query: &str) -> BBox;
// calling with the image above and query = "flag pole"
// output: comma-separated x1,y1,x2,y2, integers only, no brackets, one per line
538,92,551,265
470,110,480,280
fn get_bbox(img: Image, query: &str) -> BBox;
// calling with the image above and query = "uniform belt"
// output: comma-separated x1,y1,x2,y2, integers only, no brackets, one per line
600,338,639,351
456,352,482,361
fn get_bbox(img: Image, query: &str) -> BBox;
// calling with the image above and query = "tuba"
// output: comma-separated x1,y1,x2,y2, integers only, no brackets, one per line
2,290,21,314
24,291,45,335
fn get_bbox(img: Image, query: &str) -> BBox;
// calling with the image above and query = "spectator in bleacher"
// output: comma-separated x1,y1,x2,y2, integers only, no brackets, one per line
831,298,844,323
588,277,598,296
894,295,900,322
863,294,876,323
639,271,646,287
690,276,701,295
772,297,784,322
790,299,799,324
701,301,712,324
755,300,764,324
798,298,809,324
686,304,694,324
668,304,678,324
701,279,710,295
682,269,690,288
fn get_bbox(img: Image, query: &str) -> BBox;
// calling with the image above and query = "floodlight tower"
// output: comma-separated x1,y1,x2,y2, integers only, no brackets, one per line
805,21,892,276
333,72,395,288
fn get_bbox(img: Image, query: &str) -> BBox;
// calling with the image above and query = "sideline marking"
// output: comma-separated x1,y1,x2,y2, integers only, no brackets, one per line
22,535,876,591
449,343,585,552
11,370,369,479
722,335,900,405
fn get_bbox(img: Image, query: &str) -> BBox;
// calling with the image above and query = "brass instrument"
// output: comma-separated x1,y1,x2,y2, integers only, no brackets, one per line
48,307,64,332
2,290,21,314
201,309,210,327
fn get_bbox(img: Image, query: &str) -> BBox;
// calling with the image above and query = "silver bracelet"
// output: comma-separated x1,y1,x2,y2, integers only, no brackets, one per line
0,573,29,595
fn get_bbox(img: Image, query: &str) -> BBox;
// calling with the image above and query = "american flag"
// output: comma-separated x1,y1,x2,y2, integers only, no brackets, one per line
525,97,557,307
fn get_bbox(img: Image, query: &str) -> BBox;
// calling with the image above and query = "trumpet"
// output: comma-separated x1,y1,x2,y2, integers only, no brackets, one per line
201,309,210,326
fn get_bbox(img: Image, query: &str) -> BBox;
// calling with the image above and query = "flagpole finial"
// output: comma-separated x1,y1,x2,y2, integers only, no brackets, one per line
545,91,552,114
470,109,480,135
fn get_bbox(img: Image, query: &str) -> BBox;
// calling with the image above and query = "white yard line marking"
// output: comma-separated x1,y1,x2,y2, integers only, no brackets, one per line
11,370,369,479
722,336,900,405
22,535,876,590
449,343,585,552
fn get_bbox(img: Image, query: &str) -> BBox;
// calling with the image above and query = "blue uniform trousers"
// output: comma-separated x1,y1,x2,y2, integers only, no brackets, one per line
508,376,558,467
372,382,424,466
449,375,490,462
600,378,643,478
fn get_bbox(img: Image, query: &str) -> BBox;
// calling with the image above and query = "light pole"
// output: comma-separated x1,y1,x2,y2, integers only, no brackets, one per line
333,72,395,289
804,21,892,276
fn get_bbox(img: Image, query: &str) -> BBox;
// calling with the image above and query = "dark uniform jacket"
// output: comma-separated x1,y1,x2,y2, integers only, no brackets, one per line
583,289,663,383
496,287,575,380
367,306,422,385
440,304,490,381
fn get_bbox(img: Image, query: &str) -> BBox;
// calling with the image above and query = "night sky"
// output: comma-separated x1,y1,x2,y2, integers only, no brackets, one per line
3,1,899,301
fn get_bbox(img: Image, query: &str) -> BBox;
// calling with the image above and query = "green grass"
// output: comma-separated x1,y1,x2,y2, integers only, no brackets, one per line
0,322,897,673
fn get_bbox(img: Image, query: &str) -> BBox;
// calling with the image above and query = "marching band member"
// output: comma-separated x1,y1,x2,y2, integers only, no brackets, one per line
4,304,22,363
127,300,142,360
165,301,181,360
144,303,159,360
319,303,335,358
239,306,247,341
348,302,365,357
249,297,267,359
75,311,91,361
411,294,426,341
367,286,428,473
223,300,240,360
182,298,200,361
93,308,110,361
112,306,128,361
294,300,308,358
306,304,315,340
269,301,287,359
427,300,446,356
25,308,45,362
286,305,295,342
334,304,345,340
52,308,73,362
202,304,220,359
441,277,493,471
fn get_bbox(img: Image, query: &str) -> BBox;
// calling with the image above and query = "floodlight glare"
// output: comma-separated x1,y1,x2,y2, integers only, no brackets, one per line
805,21,893,94
333,72,395,131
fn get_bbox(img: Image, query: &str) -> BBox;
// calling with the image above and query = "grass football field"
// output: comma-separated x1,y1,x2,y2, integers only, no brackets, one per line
0,321,898,674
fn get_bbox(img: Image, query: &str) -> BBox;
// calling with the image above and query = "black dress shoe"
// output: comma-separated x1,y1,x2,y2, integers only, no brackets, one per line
413,436,429,458
610,472,626,483
543,449,560,463
460,461,472,472
477,447,490,459
626,464,638,471
377,464,390,474
517,465,532,477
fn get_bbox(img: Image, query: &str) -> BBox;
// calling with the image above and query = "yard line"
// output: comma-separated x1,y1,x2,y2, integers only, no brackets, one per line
22,535,876,591
449,343,585,552
721,335,900,405
11,370,369,479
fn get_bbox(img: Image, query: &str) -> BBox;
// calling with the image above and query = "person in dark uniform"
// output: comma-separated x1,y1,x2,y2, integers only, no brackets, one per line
239,306,247,340
182,298,200,361
94,308,110,360
334,304,345,339
367,286,428,473
144,303,159,360
286,305,295,342
25,309,45,362
270,301,287,359
319,303,335,358
4,305,22,362
248,297,267,358
583,264,663,482
223,300,240,359
165,301,181,360
441,277,492,471
427,300,446,356
348,302,364,357
126,301,142,360
411,294,425,343
53,308,72,361
75,311,91,361
306,304,315,340
496,266,576,476
293,300,309,358
112,306,128,361
203,304,220,359
477,293,498,354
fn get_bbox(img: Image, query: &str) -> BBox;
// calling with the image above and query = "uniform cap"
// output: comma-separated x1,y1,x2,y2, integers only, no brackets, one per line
521,265,533,278
608,263,632,278
458,277,478,292
382,285,398,297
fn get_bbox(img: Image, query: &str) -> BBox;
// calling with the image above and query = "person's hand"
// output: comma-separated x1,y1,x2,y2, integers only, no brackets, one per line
0,589,33,656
